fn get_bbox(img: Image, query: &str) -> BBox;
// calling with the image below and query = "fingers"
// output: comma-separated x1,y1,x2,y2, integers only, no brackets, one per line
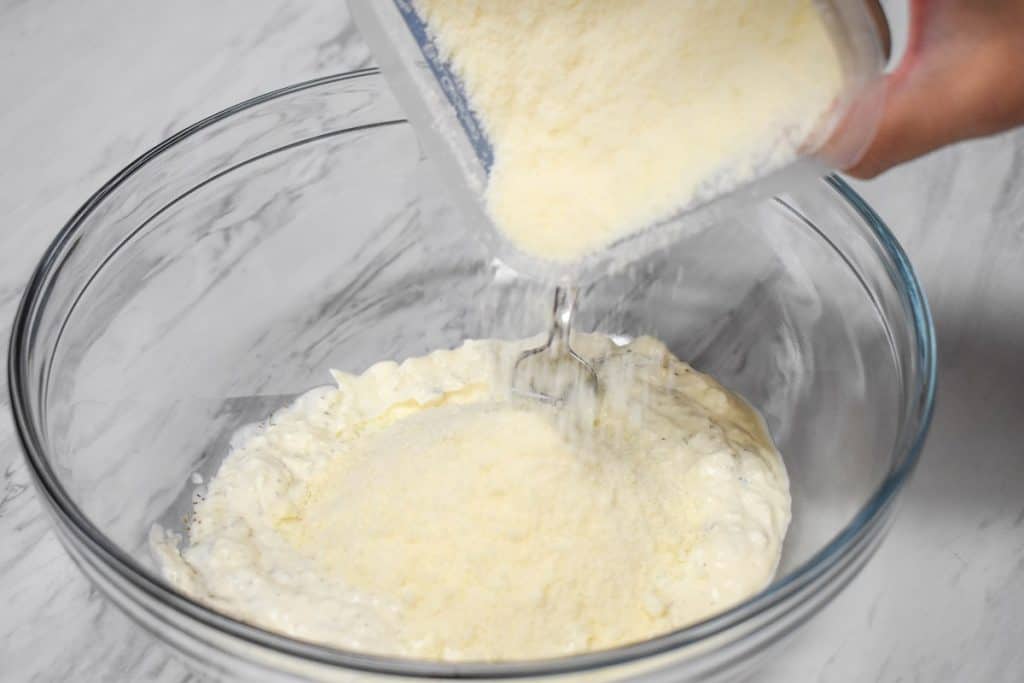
845,64,962,178
846,0,1024,178
849,43,1024,178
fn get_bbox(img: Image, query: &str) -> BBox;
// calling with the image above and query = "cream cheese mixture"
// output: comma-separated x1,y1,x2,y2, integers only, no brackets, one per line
414,0,844,260
153,335,790,661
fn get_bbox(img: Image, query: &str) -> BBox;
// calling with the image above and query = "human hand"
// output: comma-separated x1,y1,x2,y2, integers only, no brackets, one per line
847,0,1024,178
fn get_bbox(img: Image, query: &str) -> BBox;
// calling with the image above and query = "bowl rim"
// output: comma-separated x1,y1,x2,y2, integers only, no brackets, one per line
7,68,937,678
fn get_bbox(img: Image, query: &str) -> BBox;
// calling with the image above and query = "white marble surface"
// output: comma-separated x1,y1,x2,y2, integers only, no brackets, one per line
1,2,1022,681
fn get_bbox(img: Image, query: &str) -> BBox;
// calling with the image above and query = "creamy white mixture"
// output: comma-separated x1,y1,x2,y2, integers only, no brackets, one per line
415,0,844,260
153,335,790,661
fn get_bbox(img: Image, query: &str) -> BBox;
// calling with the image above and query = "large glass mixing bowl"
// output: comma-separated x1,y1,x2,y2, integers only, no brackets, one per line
8,70,935,682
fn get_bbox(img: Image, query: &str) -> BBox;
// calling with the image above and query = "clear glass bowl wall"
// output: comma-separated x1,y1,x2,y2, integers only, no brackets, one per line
9,70,935,682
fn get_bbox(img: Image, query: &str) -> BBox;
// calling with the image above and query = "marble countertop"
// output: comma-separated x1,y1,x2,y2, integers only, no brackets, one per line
2,2,1022,681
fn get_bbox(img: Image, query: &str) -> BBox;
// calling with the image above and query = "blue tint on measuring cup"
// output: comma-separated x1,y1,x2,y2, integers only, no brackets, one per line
393,0,495,172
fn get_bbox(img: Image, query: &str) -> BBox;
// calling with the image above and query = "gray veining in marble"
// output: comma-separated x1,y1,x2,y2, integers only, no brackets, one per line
2,1,1023,681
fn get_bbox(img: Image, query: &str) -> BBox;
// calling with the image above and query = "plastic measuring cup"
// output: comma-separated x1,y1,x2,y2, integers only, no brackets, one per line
349,1,889,281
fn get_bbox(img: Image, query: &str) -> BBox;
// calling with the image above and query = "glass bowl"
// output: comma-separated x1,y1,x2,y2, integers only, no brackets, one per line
8,69,935,682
